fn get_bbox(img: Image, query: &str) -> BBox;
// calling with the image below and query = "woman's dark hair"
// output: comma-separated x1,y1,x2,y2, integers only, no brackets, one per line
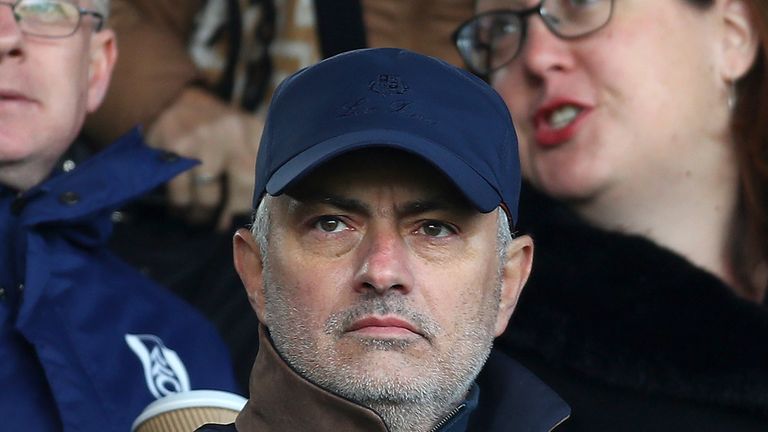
709,0,768,299
643,0,768,298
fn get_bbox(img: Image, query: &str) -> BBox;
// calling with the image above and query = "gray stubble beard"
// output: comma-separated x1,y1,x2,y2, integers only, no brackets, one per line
262,263,500,432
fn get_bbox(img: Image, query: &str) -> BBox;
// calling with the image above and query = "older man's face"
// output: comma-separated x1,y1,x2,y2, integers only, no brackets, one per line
0,1,115,190
235,150,532,428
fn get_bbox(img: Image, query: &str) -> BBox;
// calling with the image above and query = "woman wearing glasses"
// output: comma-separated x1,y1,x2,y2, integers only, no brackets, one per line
455,0,768,429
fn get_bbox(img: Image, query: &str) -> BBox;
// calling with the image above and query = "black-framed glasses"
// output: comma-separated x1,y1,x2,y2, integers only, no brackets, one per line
0,0,104,38
453,0,615,76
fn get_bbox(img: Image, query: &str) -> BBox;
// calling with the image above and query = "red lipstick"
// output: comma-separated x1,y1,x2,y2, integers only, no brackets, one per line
533,99,591,147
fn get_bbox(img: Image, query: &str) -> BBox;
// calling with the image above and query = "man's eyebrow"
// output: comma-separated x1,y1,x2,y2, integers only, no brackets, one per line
296,193,470,217
299,193,371,215
398,198,471,218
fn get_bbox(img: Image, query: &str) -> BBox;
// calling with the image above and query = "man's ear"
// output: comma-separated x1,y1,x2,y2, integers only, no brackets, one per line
719,0,759,81
86,28,117,113
494,234,534,337
233,228,268,324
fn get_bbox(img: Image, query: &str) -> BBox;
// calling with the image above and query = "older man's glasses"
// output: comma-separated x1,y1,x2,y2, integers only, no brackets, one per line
453,0,614,75
0,0,104,38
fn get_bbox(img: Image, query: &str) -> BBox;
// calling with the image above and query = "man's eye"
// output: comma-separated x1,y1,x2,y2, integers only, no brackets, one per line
314,217,348,233
417,221,455,238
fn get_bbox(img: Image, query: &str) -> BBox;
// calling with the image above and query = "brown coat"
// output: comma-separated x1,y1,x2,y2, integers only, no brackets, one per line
234,327,390,431
83,0,473,146
84,0,204,145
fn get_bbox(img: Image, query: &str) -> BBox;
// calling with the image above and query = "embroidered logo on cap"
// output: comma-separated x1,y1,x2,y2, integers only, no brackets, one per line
368,74,409,96
336,74,435,125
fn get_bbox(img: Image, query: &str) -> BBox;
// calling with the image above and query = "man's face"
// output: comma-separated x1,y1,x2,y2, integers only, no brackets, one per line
0,1,116,190
235,149,532,429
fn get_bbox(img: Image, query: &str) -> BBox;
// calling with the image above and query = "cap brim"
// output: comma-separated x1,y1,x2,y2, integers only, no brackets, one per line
266,129,502,213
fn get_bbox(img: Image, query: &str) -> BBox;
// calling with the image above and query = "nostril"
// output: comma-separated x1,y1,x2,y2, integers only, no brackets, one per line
0,47,22,59
359,281,406,294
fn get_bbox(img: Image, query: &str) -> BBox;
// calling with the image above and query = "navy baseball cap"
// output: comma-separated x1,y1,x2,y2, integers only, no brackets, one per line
253,48,522,224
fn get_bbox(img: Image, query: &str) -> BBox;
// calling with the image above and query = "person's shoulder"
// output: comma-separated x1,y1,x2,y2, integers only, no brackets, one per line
195,423,237,432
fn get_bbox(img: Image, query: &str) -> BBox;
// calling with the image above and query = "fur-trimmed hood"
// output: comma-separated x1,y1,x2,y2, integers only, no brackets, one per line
501,183,768,417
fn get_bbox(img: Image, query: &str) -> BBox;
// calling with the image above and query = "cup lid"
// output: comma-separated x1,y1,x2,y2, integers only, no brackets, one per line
131,390,247,431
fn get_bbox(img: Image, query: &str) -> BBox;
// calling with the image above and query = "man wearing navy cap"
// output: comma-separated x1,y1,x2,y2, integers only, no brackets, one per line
202,47,570,432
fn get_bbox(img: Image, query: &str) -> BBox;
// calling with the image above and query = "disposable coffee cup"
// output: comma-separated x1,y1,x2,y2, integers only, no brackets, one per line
132,390,247,432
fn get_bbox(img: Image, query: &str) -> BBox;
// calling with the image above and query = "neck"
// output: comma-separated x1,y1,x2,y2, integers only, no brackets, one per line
0,160,52,192
366,396,466,432
571,148,749,298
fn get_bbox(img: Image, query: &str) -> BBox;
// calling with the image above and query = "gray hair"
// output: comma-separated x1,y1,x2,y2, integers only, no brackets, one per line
251,195,273,262
250,196,514,266
495,208,513,269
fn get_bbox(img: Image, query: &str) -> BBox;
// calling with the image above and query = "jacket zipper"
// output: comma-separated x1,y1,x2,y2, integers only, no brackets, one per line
429,403,467,432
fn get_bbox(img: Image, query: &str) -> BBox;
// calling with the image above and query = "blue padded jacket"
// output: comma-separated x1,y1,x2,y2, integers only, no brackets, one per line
0,129,239,431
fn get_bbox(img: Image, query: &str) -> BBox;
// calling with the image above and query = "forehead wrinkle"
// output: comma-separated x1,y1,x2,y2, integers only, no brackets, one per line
396,196,475,219
291,192,373,216
286,153,475,218
286,184,473,220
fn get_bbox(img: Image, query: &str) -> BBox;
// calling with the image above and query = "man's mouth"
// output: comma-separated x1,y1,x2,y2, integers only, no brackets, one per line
347,316,423,337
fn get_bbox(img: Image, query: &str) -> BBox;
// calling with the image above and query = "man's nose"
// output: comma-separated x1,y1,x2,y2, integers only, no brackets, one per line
0,4,22,57
353,226,415,296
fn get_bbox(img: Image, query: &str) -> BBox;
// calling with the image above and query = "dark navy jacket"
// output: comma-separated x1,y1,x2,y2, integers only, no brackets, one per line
0,130,239,431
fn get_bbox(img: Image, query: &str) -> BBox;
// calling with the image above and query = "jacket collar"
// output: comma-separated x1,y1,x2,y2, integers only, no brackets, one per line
3,129,194,247
472,350,570,431
237,326,569,431
236,326,390,431
12,128,195,227
503,182,768,415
